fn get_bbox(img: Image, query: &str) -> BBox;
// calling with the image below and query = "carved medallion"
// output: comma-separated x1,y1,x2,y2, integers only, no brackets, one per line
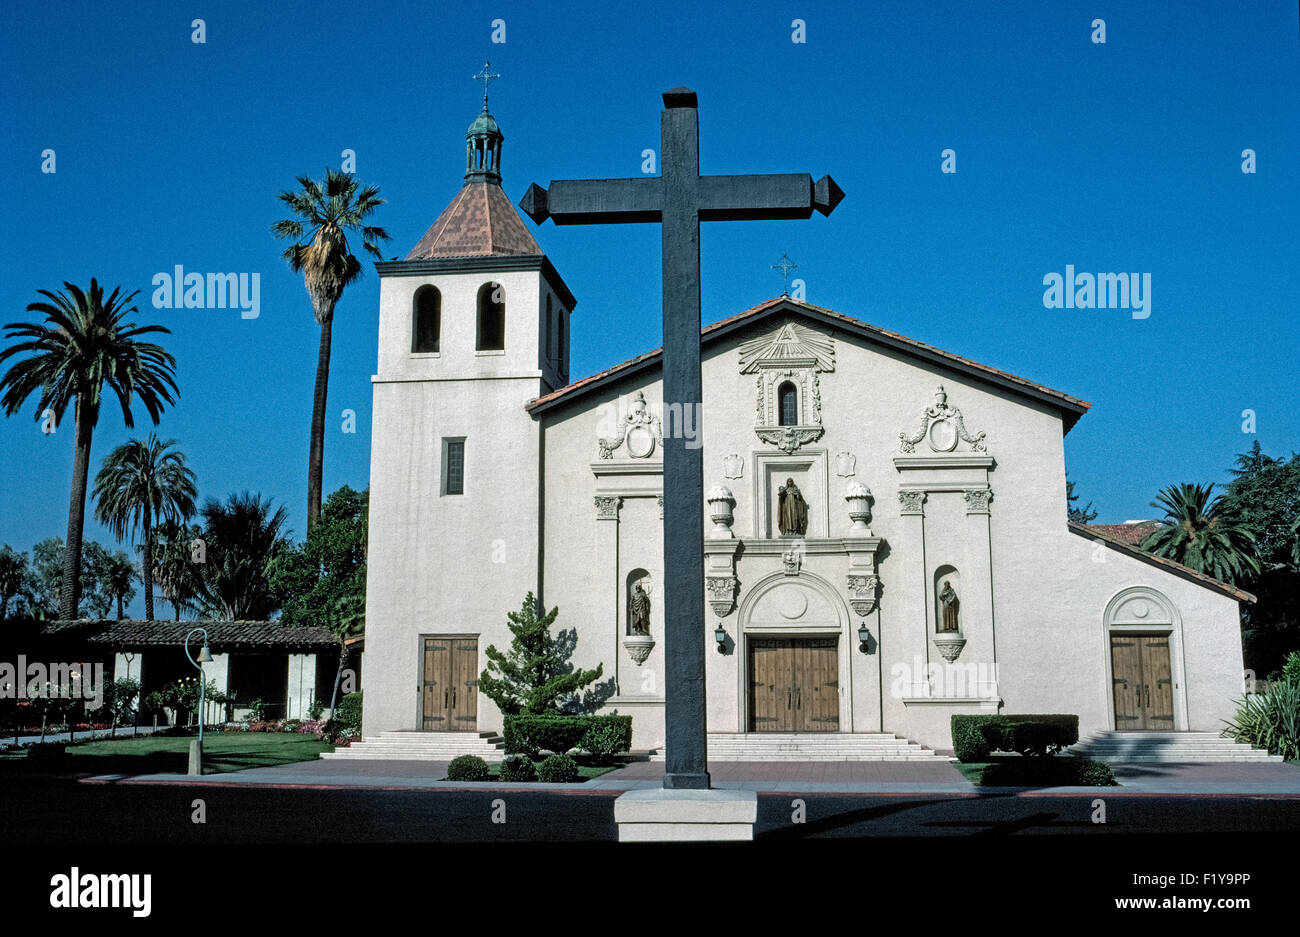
834,451,856,477
722,453,744,479
597,390,662,459
898,385,987,454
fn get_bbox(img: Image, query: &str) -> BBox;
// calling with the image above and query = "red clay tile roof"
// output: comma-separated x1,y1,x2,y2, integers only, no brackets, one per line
1083,522,1161,546
526,296,1092,426
1069,522,1256,603
40,620,340,649
406,181,542,259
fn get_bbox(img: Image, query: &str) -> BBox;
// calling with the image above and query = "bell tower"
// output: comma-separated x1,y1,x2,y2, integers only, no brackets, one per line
363,64,576,735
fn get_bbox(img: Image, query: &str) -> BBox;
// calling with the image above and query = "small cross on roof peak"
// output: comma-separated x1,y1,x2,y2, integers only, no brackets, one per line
771,252,798,293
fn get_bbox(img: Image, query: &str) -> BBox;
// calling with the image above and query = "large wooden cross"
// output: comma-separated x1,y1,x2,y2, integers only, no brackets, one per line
521,88,843,790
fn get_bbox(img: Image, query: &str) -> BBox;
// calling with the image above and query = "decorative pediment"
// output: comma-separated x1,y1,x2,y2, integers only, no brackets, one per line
746,323,833,454
597,390,663,460
738,321,835,374
898,385,988,454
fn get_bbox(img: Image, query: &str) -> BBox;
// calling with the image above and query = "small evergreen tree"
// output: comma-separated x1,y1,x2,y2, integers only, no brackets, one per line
478,593,603,715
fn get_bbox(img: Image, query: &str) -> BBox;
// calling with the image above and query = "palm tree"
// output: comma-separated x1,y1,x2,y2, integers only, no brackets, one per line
195,492,291,619
100,550,137,619
271,169,389,531
92,435,197,619
1140,482,1262,585
151,521,204,621
0,280,177,618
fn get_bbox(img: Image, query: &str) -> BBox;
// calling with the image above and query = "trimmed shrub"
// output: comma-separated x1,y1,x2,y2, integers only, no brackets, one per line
951,715,995,762
579,716,633,760
1071,759,1117,786
504,713,633,758
334,692,363,730
500,754,537,782
952,714,1079,761
446,755,491,781
537,752,580,783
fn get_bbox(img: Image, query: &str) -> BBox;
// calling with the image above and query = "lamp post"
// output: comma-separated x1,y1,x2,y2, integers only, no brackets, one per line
184,628,212,776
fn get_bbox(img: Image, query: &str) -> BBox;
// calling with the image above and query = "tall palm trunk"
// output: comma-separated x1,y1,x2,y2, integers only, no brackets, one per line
307,316,332,531
60,401,94,619
141,507,154,620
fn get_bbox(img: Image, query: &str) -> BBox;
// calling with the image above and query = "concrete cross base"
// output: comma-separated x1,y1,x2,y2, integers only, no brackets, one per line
187,739,202,776
614,788,758,842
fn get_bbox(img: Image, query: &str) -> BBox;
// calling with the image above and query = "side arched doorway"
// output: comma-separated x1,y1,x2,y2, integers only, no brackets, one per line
1102,587,1189,731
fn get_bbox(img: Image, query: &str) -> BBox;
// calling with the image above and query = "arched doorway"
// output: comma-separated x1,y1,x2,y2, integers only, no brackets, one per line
736,571,852,733
1102,587,1188,731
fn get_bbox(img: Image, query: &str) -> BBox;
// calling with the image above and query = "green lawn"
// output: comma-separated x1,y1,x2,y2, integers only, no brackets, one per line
1,732,332,776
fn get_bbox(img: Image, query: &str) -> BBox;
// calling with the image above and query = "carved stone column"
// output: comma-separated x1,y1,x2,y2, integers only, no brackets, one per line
595,496,623,690
897,489,930,697
962,487,997,697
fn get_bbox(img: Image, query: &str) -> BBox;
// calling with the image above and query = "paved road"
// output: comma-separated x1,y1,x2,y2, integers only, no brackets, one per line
2,775,1298,843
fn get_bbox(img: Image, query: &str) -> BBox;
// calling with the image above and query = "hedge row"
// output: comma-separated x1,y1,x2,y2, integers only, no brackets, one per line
951,714,1079,761
503,714,633,759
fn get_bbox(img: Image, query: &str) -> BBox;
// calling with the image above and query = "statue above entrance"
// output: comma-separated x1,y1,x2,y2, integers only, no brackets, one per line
777,477,809,536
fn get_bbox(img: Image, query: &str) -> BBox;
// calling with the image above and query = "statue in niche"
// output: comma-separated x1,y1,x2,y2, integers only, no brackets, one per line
777,477,808,536
629,581,651,635
938,582,960,632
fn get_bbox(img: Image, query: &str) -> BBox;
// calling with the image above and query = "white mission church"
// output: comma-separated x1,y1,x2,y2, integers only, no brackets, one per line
355,101,1253,758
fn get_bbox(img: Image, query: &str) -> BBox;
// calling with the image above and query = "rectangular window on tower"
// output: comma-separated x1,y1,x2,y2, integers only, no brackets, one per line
442,438,466,496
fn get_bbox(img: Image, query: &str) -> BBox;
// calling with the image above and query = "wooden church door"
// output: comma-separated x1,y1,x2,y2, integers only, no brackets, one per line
421,636,479,731
1110,634,1174,730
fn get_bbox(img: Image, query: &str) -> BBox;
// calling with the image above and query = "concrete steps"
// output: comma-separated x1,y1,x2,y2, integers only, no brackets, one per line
320,730,505,761
1068,731,1283,763
651,733,944,762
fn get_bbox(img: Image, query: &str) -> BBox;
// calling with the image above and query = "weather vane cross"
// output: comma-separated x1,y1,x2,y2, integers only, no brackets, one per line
771,253,798,293
473,62,500,110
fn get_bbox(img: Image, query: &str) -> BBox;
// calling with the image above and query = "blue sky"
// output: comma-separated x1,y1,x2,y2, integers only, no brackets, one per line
2,0,1298,616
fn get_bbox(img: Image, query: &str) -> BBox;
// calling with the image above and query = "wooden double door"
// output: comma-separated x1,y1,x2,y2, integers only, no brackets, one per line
749,637,840,732
1110,634,1174,731
421,636,479,731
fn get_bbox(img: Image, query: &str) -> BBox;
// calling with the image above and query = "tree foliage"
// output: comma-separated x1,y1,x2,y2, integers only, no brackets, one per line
271,168,389,531
1220,442,1300,674
193,492,291,619
1066,476,1098,524
0,279,177,617
273,486,367,633
478,593,604,716
1139,482,1260,585
92,434,196,619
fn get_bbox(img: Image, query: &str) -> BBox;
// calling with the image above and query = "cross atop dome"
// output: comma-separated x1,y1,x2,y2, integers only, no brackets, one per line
472,61,500,112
